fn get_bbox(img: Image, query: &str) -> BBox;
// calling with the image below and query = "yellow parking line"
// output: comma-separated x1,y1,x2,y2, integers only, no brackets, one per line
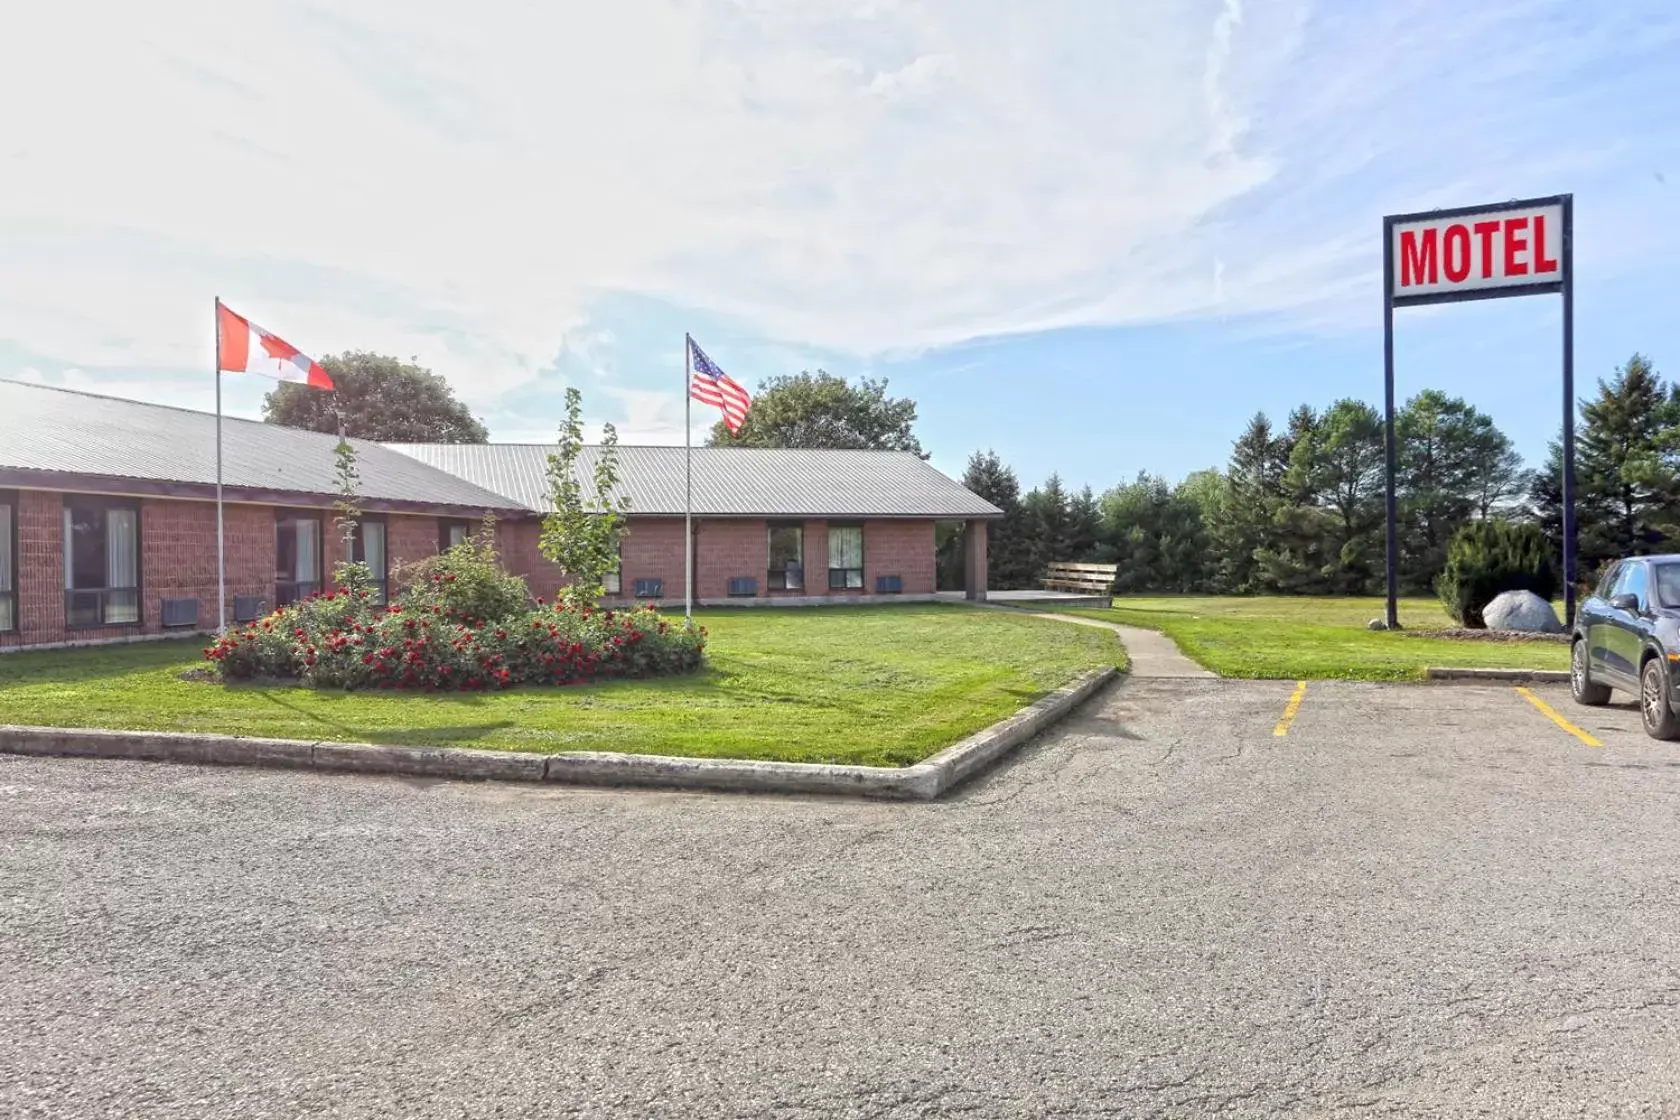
1273,681,1307,737
1516,686,1602,748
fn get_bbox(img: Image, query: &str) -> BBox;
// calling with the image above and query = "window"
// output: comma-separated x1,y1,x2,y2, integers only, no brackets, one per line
0,492,15,633
349,516,388,605
440,519,473,552
605,542,621,595
827,524,864,590
1615,561,1649,612
1655,563,1680,609
1596,562,1622,600
63,497,140,627
767,523,804,591
276,514,323,606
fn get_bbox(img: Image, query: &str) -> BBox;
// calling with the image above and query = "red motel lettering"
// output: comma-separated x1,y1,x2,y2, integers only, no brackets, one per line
1395,205,1564,292
1400,227,1437,286
1442,224,1471,282
1534,214,1559,273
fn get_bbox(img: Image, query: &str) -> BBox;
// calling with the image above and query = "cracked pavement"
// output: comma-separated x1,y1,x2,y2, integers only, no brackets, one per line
5,678,1680,1117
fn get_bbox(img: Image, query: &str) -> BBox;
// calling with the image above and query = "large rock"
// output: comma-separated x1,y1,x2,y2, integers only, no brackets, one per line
1482,590,1563,634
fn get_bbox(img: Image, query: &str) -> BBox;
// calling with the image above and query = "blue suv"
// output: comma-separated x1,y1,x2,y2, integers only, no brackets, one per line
1571,555,1680,739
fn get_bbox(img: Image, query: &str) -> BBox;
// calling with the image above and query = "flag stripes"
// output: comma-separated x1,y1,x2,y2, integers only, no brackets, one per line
687,335,751,435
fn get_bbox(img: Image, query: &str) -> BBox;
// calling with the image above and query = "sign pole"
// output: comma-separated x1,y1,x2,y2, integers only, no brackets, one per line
1560,193,1576,627
1382,220,1399,631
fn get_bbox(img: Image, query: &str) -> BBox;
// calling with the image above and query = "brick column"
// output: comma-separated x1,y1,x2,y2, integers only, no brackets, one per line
963,519,988,601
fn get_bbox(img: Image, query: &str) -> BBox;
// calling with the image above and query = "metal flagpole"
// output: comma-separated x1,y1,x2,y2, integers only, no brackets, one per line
684,333,693,621
214,297,227,634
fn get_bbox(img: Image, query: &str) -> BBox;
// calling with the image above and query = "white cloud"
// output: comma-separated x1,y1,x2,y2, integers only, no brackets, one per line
1,0,1673,433
0,2,1293,381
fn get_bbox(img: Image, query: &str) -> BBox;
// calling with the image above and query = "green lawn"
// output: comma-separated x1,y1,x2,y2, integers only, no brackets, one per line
1064,595,1569,681
0,605,1122,767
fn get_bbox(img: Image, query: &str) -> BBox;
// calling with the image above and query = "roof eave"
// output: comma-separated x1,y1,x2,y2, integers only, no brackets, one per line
0,467,525,518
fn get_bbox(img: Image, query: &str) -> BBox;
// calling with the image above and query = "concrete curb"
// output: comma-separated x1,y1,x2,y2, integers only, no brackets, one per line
0,667,1117,800
1425,667,1571,683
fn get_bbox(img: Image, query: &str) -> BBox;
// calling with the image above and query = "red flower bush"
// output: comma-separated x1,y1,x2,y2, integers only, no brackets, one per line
204,595,704,691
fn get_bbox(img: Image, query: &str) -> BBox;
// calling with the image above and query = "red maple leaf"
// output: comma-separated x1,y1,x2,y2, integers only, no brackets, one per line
258,330,300,362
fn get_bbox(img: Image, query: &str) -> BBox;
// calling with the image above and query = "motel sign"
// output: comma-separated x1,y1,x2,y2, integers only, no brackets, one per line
1380,194,1575,629
1391,202,1566,302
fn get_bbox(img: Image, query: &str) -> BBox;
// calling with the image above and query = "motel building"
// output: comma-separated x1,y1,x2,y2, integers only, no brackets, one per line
0,381,1000,652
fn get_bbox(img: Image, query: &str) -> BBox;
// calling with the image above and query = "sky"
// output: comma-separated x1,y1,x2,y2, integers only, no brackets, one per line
4,0,1678,494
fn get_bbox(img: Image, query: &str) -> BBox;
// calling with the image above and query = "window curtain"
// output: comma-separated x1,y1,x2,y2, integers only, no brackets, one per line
0,503,12,631
828,527,863,570
105,507,139,622
63,507,74,591
361,520,387,604
296,519,320,584
362,521,386,576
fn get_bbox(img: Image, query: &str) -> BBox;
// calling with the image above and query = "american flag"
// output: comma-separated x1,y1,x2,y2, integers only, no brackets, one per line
688,335,751,435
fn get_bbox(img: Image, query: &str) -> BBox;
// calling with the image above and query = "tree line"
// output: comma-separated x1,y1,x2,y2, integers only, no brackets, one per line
950,353,1673,596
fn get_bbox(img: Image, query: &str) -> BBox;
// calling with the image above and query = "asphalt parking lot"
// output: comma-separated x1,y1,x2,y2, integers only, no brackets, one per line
5,677,1680,1118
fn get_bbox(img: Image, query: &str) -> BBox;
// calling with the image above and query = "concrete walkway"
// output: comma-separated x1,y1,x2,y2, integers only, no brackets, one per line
972,603,1217,678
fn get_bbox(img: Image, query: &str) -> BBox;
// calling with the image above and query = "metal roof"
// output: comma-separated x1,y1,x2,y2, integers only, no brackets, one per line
384,443,1003,518
0,380,521,510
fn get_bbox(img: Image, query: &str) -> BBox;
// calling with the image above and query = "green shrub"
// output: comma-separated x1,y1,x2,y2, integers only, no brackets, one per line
1436,519,1560,628
394,530,530,625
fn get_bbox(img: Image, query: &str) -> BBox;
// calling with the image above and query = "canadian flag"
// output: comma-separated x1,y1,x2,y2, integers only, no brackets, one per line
216,302,334,390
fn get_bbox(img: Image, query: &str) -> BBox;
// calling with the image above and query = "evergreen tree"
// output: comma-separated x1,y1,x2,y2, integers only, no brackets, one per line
1021,473,1071,578
1575,354,1680,565
1396,391,1523,592
960,450,1036,589
1527,436,1567,572
1308,400,1386,593
1097,473,1210,593
1065,485,1101,560
1210,413,1284,592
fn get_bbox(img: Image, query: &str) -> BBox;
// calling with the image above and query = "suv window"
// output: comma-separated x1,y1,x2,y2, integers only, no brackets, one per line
1617,562,1650,611
1597,562,1622,599
1654,563,1680,608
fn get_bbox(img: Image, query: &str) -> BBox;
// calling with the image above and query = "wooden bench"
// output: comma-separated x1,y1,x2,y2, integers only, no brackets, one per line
1042,561,1118,596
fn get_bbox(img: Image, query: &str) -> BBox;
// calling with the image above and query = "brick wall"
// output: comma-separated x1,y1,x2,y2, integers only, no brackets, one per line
618,517,686,604
2,491,68,648
141,498,273,631
497,517,564,602
803,521,831,595
694,519,767,599
3,499,948,650
1,492,275,648
542,516,937,602
1,494,499,651
964,519,989,599
864,519,935,595
386,513,443,591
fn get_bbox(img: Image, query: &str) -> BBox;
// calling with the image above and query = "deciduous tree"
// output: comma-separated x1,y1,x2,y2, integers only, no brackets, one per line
707,371,925,456
264,352,489,442
540,388,630,609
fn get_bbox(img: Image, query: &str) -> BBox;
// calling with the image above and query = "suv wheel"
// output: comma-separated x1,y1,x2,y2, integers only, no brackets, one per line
1641,657,1680,740
1571,639,1611,706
